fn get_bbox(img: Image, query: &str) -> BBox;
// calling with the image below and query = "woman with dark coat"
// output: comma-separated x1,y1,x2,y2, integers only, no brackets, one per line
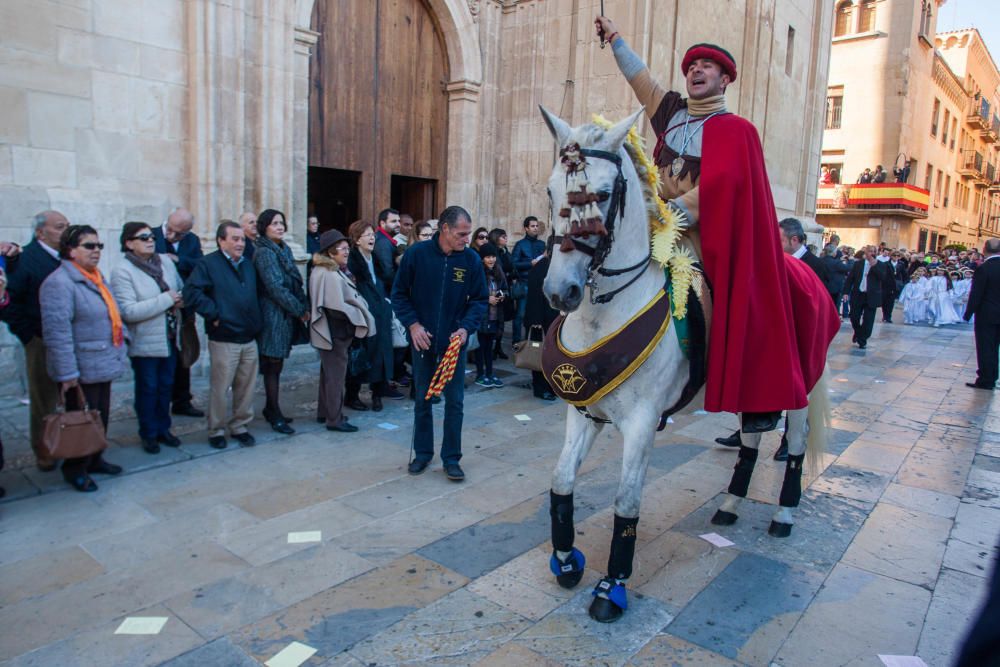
489,227,515,359
254,208,308,434
524,255,558,400
346,220,400,412
473,243,508,387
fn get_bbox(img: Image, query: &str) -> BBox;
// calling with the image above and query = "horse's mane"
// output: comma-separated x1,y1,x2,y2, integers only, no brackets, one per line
592,115,696,318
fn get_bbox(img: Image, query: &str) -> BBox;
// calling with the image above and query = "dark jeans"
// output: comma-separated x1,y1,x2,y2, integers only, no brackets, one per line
974,319,1000,387
512,297,526,343
171,342,192,407
881,293,896,322
411,345,466,464
474,332,496,377
62,381,111,480
131,351,176,439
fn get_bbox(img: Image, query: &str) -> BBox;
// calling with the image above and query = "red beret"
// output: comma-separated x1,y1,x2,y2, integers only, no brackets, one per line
682,43,738,83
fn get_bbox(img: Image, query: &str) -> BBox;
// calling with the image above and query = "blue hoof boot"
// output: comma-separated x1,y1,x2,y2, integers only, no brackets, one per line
589,577,627,623
549,548,586,589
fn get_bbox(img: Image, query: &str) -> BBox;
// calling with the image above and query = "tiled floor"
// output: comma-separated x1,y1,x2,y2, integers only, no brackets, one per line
0,316,997,666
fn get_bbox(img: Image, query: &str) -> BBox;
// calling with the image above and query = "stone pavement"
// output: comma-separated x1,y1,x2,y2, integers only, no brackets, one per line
1,316,998,667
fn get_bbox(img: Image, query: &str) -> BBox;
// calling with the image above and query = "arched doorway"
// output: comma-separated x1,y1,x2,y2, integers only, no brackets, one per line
308,0,450,232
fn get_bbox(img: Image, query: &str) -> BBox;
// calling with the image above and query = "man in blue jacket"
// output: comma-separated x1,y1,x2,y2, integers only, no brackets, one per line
510,216,546,343
392,205,488,482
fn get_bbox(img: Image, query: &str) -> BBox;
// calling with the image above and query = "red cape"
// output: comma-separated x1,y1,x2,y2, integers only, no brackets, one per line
699,114,837,412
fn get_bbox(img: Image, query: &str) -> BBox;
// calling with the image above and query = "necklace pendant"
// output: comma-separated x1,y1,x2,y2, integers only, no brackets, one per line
671,157,684,177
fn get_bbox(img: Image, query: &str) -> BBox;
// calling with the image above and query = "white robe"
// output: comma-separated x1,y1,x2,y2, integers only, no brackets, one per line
951,278,971,322
927,275,961,326
899,281,928,324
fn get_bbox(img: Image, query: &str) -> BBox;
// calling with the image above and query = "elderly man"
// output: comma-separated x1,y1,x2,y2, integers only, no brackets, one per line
6,211,66,470
154,208,205,417
238,211,258,261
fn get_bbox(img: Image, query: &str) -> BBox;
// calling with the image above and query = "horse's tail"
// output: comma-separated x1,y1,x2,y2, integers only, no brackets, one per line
805,365,831,477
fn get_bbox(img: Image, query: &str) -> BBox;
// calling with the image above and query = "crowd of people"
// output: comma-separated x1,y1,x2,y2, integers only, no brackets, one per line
0,207,556,494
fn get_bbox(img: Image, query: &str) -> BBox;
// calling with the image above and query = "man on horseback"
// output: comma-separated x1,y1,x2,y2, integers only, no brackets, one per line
596,15,821,434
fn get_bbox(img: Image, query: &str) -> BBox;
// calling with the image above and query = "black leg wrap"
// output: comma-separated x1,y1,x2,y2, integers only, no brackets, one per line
550,491,575,552
607,514,639,581
727,445,759,498
778,453,804,508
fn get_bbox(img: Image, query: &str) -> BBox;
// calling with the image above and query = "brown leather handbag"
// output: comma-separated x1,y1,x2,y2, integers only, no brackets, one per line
513,325,545,371
42,385,108,460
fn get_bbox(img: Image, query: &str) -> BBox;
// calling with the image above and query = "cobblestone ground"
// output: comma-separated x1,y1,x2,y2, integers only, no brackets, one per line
1,316,998,666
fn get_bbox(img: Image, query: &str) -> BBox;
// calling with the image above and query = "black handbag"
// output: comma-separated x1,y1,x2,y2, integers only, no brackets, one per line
348,340,371,377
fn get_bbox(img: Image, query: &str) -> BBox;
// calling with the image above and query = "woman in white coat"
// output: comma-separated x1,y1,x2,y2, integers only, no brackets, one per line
110,222,184,453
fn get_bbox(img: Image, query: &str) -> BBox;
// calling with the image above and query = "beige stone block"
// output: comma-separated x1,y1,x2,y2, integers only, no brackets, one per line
11,146,76,187
0,145,12,185
139,44,187,85
0,3,58,55
74,128,139,189
140,0,185,51
58,28,142,76
0,87,28,144
130,78,168,137
93,0,144,41
0,48,91,98
28,91,91,150
92,70,131,131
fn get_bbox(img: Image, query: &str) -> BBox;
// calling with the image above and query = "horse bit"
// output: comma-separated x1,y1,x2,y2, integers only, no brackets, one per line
549,143,652,304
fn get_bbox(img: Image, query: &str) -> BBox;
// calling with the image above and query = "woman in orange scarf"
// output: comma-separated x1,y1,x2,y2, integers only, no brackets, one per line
40,225,128,492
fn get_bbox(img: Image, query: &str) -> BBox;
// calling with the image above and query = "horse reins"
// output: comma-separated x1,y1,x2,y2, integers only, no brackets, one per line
550,145,652,304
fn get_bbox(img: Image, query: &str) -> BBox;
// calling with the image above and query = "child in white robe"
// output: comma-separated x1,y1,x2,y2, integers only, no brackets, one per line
899,272,928,324
928,268,961,326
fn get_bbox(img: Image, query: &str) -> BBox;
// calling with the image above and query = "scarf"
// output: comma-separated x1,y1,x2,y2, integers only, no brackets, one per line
72,261,124,347
687,94,727,117
124,251,177,341
377,227,398,247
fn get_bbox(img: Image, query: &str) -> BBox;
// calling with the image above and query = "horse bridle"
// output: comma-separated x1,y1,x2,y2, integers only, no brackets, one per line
550,145,652,304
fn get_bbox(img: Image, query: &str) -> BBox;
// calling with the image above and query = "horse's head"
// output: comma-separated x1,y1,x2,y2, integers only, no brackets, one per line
539,106,644,312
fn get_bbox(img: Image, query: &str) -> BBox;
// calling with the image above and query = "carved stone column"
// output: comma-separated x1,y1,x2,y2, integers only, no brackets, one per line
446,79,483,217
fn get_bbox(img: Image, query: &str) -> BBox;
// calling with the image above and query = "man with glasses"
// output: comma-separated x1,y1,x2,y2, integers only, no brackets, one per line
511,216,546,344
154,207,205,417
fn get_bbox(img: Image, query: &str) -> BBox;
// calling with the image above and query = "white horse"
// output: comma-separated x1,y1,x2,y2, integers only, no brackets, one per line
539,107,830,623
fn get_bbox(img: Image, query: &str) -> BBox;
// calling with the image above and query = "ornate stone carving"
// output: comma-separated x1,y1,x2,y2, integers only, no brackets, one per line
468,0,481,21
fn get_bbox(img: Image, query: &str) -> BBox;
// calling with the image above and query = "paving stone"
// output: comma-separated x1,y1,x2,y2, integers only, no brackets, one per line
842,502,951,589
917,568,991,667
896,446,974,497
472,642,566,667
667,552,825,664
952,501,1000,550
349,588,532,666
0,545,104,606
942,538,997,578
836,439,911,475
0,469,41,503
636,531,740,612
964,467,1000,508
160,637,259,667
230,465,396,520
466,545,578,622
880,482,960,519
625,633,744,666
774,563,930,667
6,605,202,667
810,464,892,504
514,587,675,666
229,554,467,663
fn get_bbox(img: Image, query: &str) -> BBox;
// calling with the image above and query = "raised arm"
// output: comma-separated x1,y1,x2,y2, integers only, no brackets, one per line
596,16,669,116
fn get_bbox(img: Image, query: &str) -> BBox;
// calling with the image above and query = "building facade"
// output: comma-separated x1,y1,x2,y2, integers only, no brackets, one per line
819,0,1000,251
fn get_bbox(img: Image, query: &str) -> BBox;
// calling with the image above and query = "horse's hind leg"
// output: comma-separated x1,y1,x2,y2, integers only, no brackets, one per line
711,423,763,526
549,407,602,589
769,407,807,538
589,416,655,623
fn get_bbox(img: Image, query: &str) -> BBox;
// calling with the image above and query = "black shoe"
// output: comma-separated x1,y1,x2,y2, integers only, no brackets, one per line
381,387,405,400
371,395,383,412
66,474,98,492
172,403,205,418
88,459,122,476
346,398,369,411
142,438,160,454
773,438,789,462
157,432,181,447
741,411,781,434
269,419,295,435
317,416,326,423
280,413,294,424
966,382,996,391
851,333,857,343
496,349,509,360
408,459,430,475
233,432,256,447
858,342,867,349
444,462,465,482
534,391,557,401
715,430,742,448
209,435,227,449
327,421,359,433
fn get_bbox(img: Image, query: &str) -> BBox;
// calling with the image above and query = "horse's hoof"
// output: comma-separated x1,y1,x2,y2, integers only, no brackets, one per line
768,520,793,538
549,548,586,589
711,510,739,526
589,595,624,623
589,577,627,623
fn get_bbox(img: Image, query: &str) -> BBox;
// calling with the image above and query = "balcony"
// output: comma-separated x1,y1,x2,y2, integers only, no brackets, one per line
959,149,984,178
816,183,929,218
989,180,1000,193
992,115,1000,142
968,96,991,131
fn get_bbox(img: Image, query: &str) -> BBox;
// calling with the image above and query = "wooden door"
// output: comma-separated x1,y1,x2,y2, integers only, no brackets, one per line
309,0,449,224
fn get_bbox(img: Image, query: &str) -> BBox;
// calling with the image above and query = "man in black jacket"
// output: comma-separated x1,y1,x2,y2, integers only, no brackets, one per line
6,211,67,470
373,208,400,290
510,216,546,344
154,207,205,417
778,218,830,290
183,221,262,449
843,246,890,349
876,248,899,322
964,238,1000,390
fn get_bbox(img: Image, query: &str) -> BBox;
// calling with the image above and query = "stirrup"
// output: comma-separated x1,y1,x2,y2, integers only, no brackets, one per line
549,548,586,589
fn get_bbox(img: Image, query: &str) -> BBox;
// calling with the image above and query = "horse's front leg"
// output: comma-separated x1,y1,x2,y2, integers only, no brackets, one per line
711,418,764,526
769,407,807,538
588,412,655,623
549,406,602,589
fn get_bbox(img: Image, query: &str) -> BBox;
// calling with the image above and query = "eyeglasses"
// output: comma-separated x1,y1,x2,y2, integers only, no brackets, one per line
131,233,155,242
418,233,432,239
476,234,487,240
80,242,104,250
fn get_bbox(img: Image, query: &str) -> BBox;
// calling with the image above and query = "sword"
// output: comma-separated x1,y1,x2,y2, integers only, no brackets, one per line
599,0,607,49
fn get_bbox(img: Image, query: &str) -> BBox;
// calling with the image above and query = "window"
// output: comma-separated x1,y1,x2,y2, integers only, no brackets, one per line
859,0,876,32
931,98,940,136
942,110,950,145
944,175,951,206
920,1,933,36
925,164,934,192
785,26,795,76
950,118,957,150
835,1,853,37
918,229,929,252
954,180,961,207
935,169,943,206
826,93,843,130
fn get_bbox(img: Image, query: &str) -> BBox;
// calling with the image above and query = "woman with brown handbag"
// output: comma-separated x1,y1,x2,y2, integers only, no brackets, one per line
40,225,127,492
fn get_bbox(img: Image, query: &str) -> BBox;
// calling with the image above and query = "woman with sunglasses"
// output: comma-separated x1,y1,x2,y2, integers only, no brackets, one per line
472,227,490,251
40,225,127,492
110,222,184,454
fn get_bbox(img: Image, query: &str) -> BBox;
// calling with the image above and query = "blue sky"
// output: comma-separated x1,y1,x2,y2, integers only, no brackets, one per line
937,0,1000,60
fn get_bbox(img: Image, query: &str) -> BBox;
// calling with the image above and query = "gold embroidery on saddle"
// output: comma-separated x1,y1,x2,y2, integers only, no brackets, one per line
550,364,588,395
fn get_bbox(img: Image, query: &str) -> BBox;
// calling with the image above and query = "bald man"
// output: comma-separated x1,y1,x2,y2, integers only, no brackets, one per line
239,212,258,261
154,207,205,417
6,211,69,470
